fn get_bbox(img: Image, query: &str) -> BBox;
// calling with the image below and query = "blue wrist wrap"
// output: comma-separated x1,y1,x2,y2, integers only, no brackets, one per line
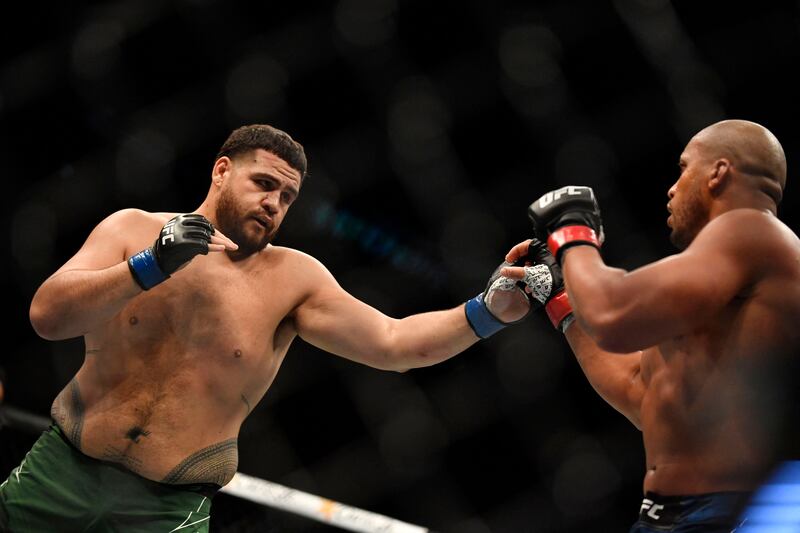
128,248,168,290
465,293,506,339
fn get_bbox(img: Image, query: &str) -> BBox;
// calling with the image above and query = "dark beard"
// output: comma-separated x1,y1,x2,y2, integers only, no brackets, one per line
215,187,275,258
669,224,692,250
669,189,706,250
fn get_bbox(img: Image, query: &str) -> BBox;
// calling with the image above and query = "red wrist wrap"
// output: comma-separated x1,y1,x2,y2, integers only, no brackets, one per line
545,290,573,330
547,225,601,260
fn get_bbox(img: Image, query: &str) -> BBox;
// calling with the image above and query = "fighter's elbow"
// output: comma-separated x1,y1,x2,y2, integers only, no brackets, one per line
29,298,69,341
377,345,430,373
366,357,411,373
377,349,418,373
582,311,635,353
29,303,59,340
594,331,636,353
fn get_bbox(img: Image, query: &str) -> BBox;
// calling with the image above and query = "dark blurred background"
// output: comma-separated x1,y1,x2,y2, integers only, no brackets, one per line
1,1,798,531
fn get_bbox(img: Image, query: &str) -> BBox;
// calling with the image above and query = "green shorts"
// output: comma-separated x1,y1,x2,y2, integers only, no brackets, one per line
0,424,216,532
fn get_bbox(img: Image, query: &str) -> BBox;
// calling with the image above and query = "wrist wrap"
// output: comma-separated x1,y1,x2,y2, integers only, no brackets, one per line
547,225,602,262
465,294,506,339
128,248,169,290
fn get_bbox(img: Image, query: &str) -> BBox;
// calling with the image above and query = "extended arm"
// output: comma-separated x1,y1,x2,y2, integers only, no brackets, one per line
292,251,543,372
292,263,478,372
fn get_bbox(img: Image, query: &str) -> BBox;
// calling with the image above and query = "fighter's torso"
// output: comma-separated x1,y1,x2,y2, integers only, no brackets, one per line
638,218,800,495
51,212,309,485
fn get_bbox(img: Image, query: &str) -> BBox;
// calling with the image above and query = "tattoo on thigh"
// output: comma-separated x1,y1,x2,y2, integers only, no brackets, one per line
50,379,85,450
162,439,239,486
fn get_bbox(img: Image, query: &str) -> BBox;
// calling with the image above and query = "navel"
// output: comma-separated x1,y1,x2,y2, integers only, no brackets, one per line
129,316,139,326
125,426,151,443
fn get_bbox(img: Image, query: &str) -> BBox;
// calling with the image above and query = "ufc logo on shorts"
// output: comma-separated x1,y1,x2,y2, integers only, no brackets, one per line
538,186,584,208
161,219,177,245
640,498,664,520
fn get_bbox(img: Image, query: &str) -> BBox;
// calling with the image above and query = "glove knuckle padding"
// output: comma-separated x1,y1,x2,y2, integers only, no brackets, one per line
528,185,603,237
526,238,573,330
128,213,216,290
465,237,569,338
155,214,213,274
522,264,553,305
185,218,215,233
185,229,211,241
483,262,532,324
518,238,565,306
528,240,563,289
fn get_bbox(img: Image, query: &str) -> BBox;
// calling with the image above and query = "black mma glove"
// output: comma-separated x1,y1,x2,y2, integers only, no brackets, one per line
465,239,574,338
527,186,604,263
524,239,574,332
127,214,215,290
465,253,537,339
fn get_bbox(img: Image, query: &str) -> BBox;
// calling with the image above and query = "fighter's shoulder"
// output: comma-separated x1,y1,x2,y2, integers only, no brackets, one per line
98,209,172,228
701,209,787,243
85,210,172,250
266,246,336,279
698,209,799,263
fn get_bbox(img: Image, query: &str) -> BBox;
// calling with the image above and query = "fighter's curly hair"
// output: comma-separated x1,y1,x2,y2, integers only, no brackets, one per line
216,124,307,180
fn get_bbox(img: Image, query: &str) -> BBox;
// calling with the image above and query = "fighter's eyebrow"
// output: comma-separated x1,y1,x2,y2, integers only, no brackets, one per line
252,172,299,197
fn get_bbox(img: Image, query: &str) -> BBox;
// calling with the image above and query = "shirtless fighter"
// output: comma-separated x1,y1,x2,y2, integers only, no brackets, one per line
0,124,534,531
504,120,800,531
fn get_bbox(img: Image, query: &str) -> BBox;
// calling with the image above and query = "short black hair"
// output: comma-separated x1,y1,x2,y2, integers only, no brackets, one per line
216,124,307,179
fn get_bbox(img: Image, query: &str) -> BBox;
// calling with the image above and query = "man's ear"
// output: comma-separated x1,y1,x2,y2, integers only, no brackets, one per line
708,158,731,194
212,156,232,187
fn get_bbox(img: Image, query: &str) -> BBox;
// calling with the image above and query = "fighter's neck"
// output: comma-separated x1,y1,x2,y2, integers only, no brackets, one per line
194,203,216,224
709,195,777,221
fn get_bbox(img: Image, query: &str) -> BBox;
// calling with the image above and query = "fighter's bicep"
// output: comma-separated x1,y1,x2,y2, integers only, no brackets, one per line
291,260,395,360
295,293,397,367
676,225,756,304
629,220,754,320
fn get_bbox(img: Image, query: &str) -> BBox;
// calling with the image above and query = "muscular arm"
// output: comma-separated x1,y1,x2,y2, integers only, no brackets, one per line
292,255,478,372
31,263,142,340
564,322,645,428
29,210,143,340
30,209,235,341
562,209,767,352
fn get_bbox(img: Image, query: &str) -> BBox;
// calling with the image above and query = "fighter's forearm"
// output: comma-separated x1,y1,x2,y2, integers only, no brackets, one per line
561,246,635,350
29,262,142,340
387,305,479,370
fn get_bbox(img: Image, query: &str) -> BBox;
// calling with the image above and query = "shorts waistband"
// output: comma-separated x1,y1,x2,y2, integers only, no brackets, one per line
50,422,221,498
637,491,750,526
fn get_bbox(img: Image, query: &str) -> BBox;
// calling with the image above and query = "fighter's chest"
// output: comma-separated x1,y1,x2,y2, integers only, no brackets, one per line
118,262,298,352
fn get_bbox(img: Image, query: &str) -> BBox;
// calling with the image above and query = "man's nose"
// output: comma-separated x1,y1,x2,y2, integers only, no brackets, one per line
261,193,279,214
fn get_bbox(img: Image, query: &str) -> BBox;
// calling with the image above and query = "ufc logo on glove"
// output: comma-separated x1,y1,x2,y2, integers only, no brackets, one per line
161,219,177,245
537,186,585,208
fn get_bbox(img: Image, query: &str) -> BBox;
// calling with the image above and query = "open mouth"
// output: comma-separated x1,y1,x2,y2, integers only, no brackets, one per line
253,217,271,230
